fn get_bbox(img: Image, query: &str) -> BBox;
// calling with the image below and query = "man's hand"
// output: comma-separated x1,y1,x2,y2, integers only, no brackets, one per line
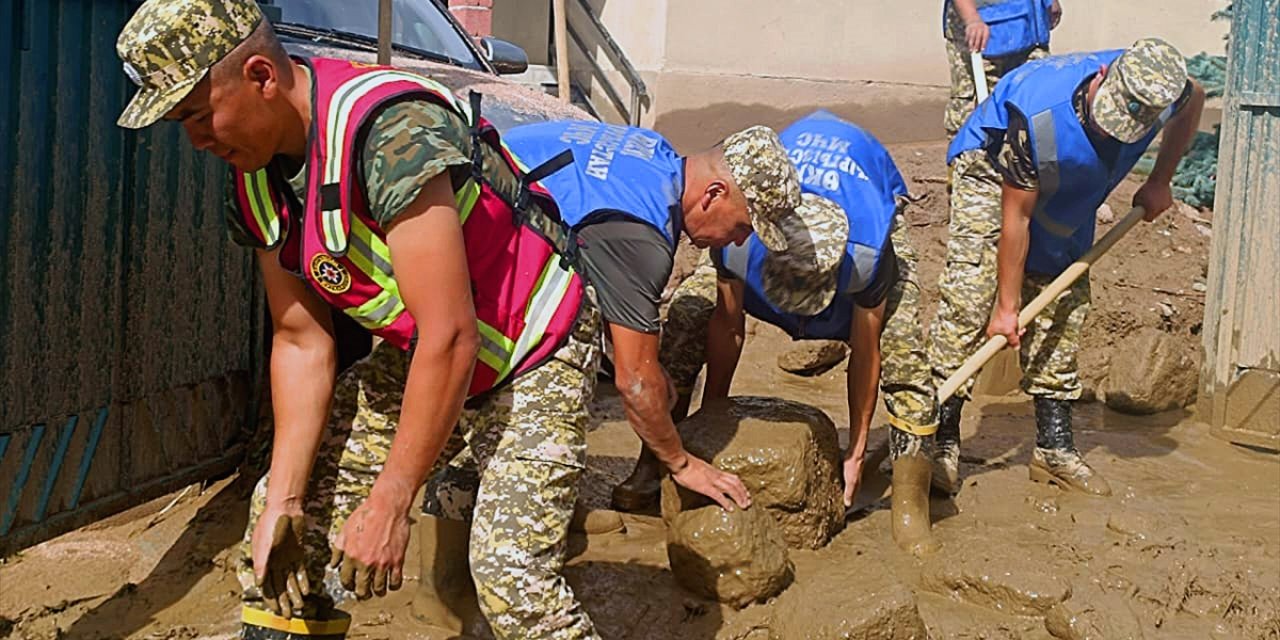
330,489,412,600
252,506,310,618
1133,180,1174,222
841,446,866,508
965,20,990,53
986,306,1024,348
670,455,752,512
1049,0,1063,29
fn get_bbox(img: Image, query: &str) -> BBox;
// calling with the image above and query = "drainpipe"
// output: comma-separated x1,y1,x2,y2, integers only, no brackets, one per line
553,0,570,103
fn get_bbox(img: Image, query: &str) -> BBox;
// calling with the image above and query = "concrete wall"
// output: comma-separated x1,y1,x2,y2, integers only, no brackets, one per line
492,0,1229,146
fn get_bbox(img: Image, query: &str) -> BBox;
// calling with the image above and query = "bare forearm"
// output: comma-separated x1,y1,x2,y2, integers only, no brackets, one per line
1151,82,1206,184
266,337,337,506
618,361,687,469
953,0,981,23
847,346,881,461
996,187,1035,314
374,330,479,512
703,308,745,400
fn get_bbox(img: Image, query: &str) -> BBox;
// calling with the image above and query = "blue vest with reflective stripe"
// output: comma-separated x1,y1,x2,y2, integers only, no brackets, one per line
716,111,906,340
950,50,1167,275
943,0,1052,58
502,121,683,247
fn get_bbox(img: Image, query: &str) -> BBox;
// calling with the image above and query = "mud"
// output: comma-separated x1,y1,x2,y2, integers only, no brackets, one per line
667,506,794,608
2,141,1275,640
659,397,845,550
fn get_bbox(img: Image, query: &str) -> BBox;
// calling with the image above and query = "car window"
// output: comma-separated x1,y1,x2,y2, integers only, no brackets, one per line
270,0,483,69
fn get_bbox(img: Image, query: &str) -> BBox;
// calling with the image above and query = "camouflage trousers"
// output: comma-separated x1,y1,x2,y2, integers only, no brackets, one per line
239,299,602,640
944,40,1049,138
926,150,1089,401
422,299,602,640
661,213,938,459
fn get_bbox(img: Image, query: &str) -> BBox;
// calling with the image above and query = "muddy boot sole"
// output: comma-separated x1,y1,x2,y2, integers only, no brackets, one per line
1029,460,1113,496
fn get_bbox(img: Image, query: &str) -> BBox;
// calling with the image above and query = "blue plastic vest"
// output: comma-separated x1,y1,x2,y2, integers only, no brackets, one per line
716,111,906,340
943,0,1052,58
502,121,683,248
950,50,1171,275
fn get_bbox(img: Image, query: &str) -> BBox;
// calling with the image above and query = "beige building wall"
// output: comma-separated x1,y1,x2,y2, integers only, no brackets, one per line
492,0,1228,148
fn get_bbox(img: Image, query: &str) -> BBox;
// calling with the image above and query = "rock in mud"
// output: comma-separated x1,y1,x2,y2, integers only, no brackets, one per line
921,555,1072,616
777,340,850,375
1103,328,1197,414
660,397,844,549
770,563,926,639
667,506,794,608
1045,589,1146,640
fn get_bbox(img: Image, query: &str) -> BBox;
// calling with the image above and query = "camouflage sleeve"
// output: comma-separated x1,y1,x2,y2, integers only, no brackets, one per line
993,108,1040,192
223,171,264,248
359,99,472,228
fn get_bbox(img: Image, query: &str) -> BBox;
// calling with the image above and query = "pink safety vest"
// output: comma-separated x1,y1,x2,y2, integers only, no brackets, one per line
230,57,584,397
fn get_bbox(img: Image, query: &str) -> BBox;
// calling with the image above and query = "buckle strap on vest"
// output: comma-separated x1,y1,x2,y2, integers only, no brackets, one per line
469,91,486,182
517,150,580,270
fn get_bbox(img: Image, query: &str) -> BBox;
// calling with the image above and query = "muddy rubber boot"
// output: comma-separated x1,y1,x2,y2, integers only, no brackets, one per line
412,515,481,636
611,446,663,512
890,430,940,557
241,607,350,639
1028,397,1112,496
930,396,964,495
570,501,626,534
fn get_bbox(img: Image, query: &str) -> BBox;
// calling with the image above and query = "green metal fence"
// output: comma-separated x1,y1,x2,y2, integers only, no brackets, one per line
0,0,264,555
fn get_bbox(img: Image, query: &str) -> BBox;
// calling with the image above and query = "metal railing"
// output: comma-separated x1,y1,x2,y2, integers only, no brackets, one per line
551,0,650,125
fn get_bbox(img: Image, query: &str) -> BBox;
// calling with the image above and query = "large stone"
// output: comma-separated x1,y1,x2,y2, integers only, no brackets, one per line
920,554,1072,616
777,340,849,375
667,506,794,608
1103,327,1197,414
660,397,844,549
770,562,927,639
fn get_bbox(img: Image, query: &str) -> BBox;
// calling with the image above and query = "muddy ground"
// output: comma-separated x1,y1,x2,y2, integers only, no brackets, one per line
2,140,1277,640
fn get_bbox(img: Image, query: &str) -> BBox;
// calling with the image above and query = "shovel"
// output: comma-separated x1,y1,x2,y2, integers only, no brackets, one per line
971,51,990,104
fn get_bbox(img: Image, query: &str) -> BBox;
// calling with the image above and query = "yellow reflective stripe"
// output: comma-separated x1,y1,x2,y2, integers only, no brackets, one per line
349,289,404,330
347,216,397,290
242,607,351,635
455,178,481,224
498,258,574,380
242,170,280,245
475,320,514,375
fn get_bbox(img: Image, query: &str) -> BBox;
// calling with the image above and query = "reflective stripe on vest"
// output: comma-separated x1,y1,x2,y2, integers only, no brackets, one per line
241,169,282,247
1028,110,1075,238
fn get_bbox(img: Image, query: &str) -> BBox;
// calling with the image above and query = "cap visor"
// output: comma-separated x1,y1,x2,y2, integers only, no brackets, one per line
117,72,204,129
752,216,789,253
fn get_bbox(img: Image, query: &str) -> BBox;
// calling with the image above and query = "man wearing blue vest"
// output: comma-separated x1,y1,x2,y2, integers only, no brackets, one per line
929,39,1205,496
943,0,1061,139
610,111,942,555
492,122,802,512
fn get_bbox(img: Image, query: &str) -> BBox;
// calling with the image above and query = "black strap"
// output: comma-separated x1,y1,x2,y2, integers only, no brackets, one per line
515,149,575,212
468,91,485,180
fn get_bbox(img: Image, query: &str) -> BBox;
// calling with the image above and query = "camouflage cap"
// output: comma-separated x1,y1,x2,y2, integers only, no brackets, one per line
116,0,263,129
761,193,849,316
721,126,803,252
1091,38,1187,143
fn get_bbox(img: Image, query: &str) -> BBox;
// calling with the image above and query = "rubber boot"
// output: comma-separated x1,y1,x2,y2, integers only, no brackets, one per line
570,501,626,534
241,607,350,640
1029,397,1112,496
611,446,663,512
930,396,964,495
890,429,940,557
412,515,482,636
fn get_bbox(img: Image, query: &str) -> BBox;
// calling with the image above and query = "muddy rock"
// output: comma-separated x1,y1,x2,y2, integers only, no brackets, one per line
777,340,850,375
1045,588,1146,640
921,554,1072,616
667,506,794,608
660,397,844,549
770,560,926,639
1103,327,1197,414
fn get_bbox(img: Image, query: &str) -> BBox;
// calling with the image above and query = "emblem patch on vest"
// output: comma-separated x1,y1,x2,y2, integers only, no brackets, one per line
310,254,352,294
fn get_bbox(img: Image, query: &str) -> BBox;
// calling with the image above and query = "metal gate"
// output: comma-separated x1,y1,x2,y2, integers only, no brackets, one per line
1200,0,1280,450
0,0,264,555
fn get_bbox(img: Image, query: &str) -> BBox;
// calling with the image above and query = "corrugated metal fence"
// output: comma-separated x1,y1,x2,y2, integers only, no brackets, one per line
0,0,264,555
1200,0,1280,450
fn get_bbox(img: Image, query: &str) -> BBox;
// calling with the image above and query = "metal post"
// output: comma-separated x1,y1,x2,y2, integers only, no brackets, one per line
377,0,393,66
553,0,571,104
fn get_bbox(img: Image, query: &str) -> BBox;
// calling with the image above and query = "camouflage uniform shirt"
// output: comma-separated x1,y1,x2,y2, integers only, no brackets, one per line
995,77,1193,191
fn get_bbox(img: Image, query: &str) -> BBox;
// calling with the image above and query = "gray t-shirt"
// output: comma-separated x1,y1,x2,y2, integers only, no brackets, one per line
575,215,674,334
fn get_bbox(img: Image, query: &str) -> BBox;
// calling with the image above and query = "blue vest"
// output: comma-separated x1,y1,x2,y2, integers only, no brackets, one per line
716,111,906,340
950,50,1170,275
501,121,683,248
943,0,1052,58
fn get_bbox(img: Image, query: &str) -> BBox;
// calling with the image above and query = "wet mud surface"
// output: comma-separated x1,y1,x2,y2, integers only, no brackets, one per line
2,141,1277,639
